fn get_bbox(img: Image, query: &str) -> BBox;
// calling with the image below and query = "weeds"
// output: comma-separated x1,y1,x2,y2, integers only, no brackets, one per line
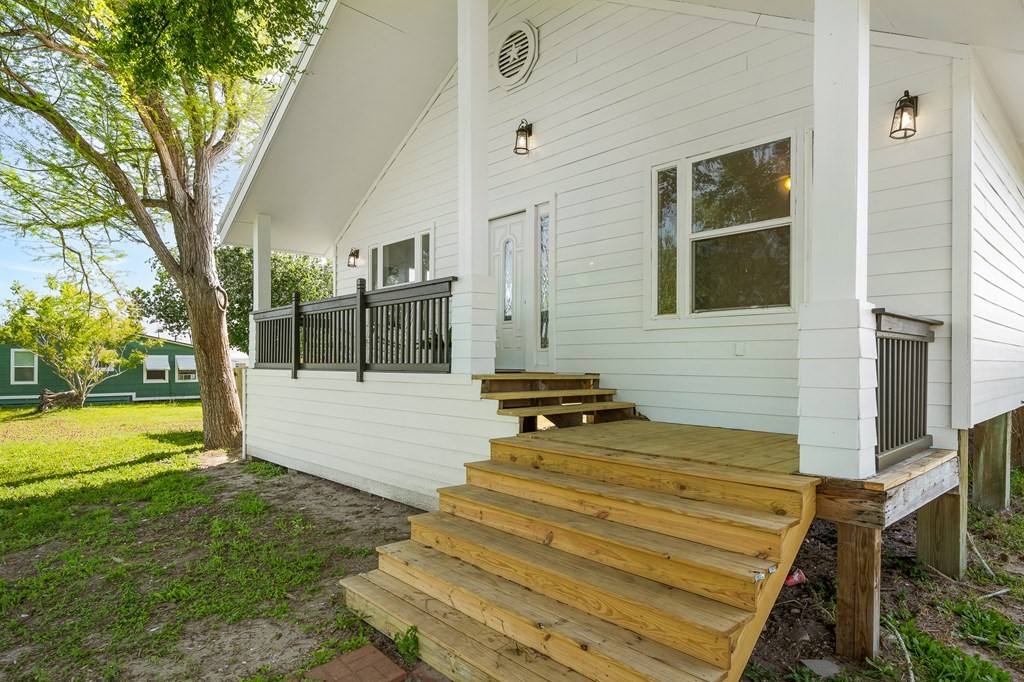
394,625,420,664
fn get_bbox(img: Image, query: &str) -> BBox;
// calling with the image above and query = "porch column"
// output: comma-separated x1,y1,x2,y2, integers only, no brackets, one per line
251,214,272,361
253,214,272,311
798,0,877,480
452,0,496,375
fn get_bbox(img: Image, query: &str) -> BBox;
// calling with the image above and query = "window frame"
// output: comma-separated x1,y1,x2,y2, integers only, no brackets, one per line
142,356,170,384
10,348,38,385
645,129,806,328
367,226,435,290
175,355,198,383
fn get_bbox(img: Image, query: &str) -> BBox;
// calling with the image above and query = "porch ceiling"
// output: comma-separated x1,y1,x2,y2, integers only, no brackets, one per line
218,0,456,255
219,0,1024,256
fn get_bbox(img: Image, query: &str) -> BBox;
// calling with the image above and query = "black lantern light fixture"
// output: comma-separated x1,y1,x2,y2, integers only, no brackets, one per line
513,119,532,155
347,248,360,268
889,90,918,139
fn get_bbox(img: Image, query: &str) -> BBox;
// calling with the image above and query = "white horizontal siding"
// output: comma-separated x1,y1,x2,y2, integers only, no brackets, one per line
324,0,958,442
970,68,1024,424
324,1,955,446
244,370,518,510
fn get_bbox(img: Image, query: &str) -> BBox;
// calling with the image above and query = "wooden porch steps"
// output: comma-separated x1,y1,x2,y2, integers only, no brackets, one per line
474,372,636,431
341,430,819,682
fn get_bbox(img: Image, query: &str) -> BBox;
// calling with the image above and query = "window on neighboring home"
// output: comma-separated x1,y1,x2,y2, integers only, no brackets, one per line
143,355,170,383
368,230,433,290
11,349,37,384
653,136,794,317
175,355,197,382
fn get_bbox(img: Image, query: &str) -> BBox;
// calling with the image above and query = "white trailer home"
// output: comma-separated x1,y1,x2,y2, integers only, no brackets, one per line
219,1,1024,679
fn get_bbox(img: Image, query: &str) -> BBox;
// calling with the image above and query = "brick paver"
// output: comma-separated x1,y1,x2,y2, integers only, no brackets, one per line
293,645,406,682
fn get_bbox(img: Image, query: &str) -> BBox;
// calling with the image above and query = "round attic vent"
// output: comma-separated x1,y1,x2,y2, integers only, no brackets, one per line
496,21,539,90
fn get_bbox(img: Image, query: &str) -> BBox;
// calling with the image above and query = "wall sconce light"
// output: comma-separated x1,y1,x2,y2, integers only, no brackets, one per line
513,119,532,155
889,90,918,139
347,248,360,268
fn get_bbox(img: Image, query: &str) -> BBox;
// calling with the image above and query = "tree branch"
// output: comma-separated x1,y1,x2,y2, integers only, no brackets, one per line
0,80,182,280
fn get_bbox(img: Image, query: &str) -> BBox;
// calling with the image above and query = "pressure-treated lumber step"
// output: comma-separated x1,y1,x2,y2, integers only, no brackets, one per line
465,459,794,560
496,401,636,418
409,511,750,668
375,541,728,682
473,373,599,382
491,435,813,517
439,484,774,610
480,388,618,401
341,572,591,682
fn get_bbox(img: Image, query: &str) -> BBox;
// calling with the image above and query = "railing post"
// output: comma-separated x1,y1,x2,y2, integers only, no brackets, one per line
291,291,301,380
355,278,366,383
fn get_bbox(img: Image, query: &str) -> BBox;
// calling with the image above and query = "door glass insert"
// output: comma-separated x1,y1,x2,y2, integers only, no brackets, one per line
539,214,550,349
503,239,514,322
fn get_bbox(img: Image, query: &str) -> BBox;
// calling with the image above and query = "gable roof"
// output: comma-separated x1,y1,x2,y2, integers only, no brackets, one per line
218,0,456,256
219,0,1024,257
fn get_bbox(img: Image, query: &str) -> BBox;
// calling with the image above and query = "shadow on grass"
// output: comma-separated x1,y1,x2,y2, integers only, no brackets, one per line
0,444,204,492
144,429,205,448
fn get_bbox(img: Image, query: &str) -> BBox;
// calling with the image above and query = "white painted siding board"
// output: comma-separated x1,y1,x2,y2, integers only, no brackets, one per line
969,67,1024,424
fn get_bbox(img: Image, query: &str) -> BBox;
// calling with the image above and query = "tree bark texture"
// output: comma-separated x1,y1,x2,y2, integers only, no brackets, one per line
175,201,243,451
39,389,83,412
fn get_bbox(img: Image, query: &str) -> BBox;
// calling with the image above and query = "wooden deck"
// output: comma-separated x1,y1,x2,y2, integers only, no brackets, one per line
519,420,800,474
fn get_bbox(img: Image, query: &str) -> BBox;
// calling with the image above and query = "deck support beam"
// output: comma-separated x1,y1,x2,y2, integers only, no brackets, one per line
973,412,1012,510
917,430,968,578
452,0,496,376
798,0,876,479
836,523,881,660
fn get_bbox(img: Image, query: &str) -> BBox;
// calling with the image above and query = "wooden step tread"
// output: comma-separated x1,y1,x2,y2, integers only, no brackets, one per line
439,484,774,610
498,401,635,417
342,572,591,682
474,372,598,381
378,541,728,682
481,388,617,400
410,512,750,667
466,460,793,560
496,433,818,493
467,460,795,533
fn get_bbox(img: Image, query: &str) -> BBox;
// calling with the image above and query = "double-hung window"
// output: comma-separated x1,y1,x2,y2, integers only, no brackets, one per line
368,230,433,290
11,349,37,384
653,136,795,318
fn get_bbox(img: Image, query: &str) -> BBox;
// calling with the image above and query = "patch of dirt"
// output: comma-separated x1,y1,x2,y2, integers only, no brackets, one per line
108,456,420,682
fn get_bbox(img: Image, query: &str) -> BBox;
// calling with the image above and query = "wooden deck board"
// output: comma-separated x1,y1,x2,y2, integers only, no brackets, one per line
520,421,800,474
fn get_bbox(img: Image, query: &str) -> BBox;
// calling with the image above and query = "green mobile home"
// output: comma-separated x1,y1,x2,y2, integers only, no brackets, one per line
0,337,200,406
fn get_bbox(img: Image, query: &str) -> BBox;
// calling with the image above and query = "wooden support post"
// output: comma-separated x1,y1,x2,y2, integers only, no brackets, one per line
973,412,1011,510
291,292,301,380
835,523,881,661
355,278,366,383
917,429,968,578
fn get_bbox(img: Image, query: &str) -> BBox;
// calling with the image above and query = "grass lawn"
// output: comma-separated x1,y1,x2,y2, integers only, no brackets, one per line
0,402,416,681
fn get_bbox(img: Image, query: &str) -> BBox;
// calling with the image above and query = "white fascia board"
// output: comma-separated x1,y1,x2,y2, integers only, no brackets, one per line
217,0,341,245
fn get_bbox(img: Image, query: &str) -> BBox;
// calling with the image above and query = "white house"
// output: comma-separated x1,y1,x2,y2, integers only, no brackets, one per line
220,1,1024,679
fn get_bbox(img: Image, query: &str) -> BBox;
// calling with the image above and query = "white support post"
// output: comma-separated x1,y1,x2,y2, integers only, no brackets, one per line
452,0,496,376
798,0,877,479
251,214,272,361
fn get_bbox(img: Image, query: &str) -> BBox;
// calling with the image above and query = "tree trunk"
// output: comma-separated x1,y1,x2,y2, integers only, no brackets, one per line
39,389,83,412
183,277,243,451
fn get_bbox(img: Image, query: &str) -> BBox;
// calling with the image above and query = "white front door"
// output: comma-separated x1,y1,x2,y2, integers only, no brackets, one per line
491,213,528,370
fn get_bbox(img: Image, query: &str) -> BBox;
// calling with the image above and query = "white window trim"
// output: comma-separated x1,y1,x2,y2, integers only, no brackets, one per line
143,368,169,384
643,127,808,330
175,355,197,382
367,223,436,290
10,348,38,385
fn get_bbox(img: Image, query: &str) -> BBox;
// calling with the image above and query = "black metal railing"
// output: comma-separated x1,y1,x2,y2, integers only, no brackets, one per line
253,277,455,380
874,308,942,470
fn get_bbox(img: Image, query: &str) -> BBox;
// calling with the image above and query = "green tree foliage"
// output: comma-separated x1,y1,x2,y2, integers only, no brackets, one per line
0,278,149,406
132,247,333,350
0,0,322,448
